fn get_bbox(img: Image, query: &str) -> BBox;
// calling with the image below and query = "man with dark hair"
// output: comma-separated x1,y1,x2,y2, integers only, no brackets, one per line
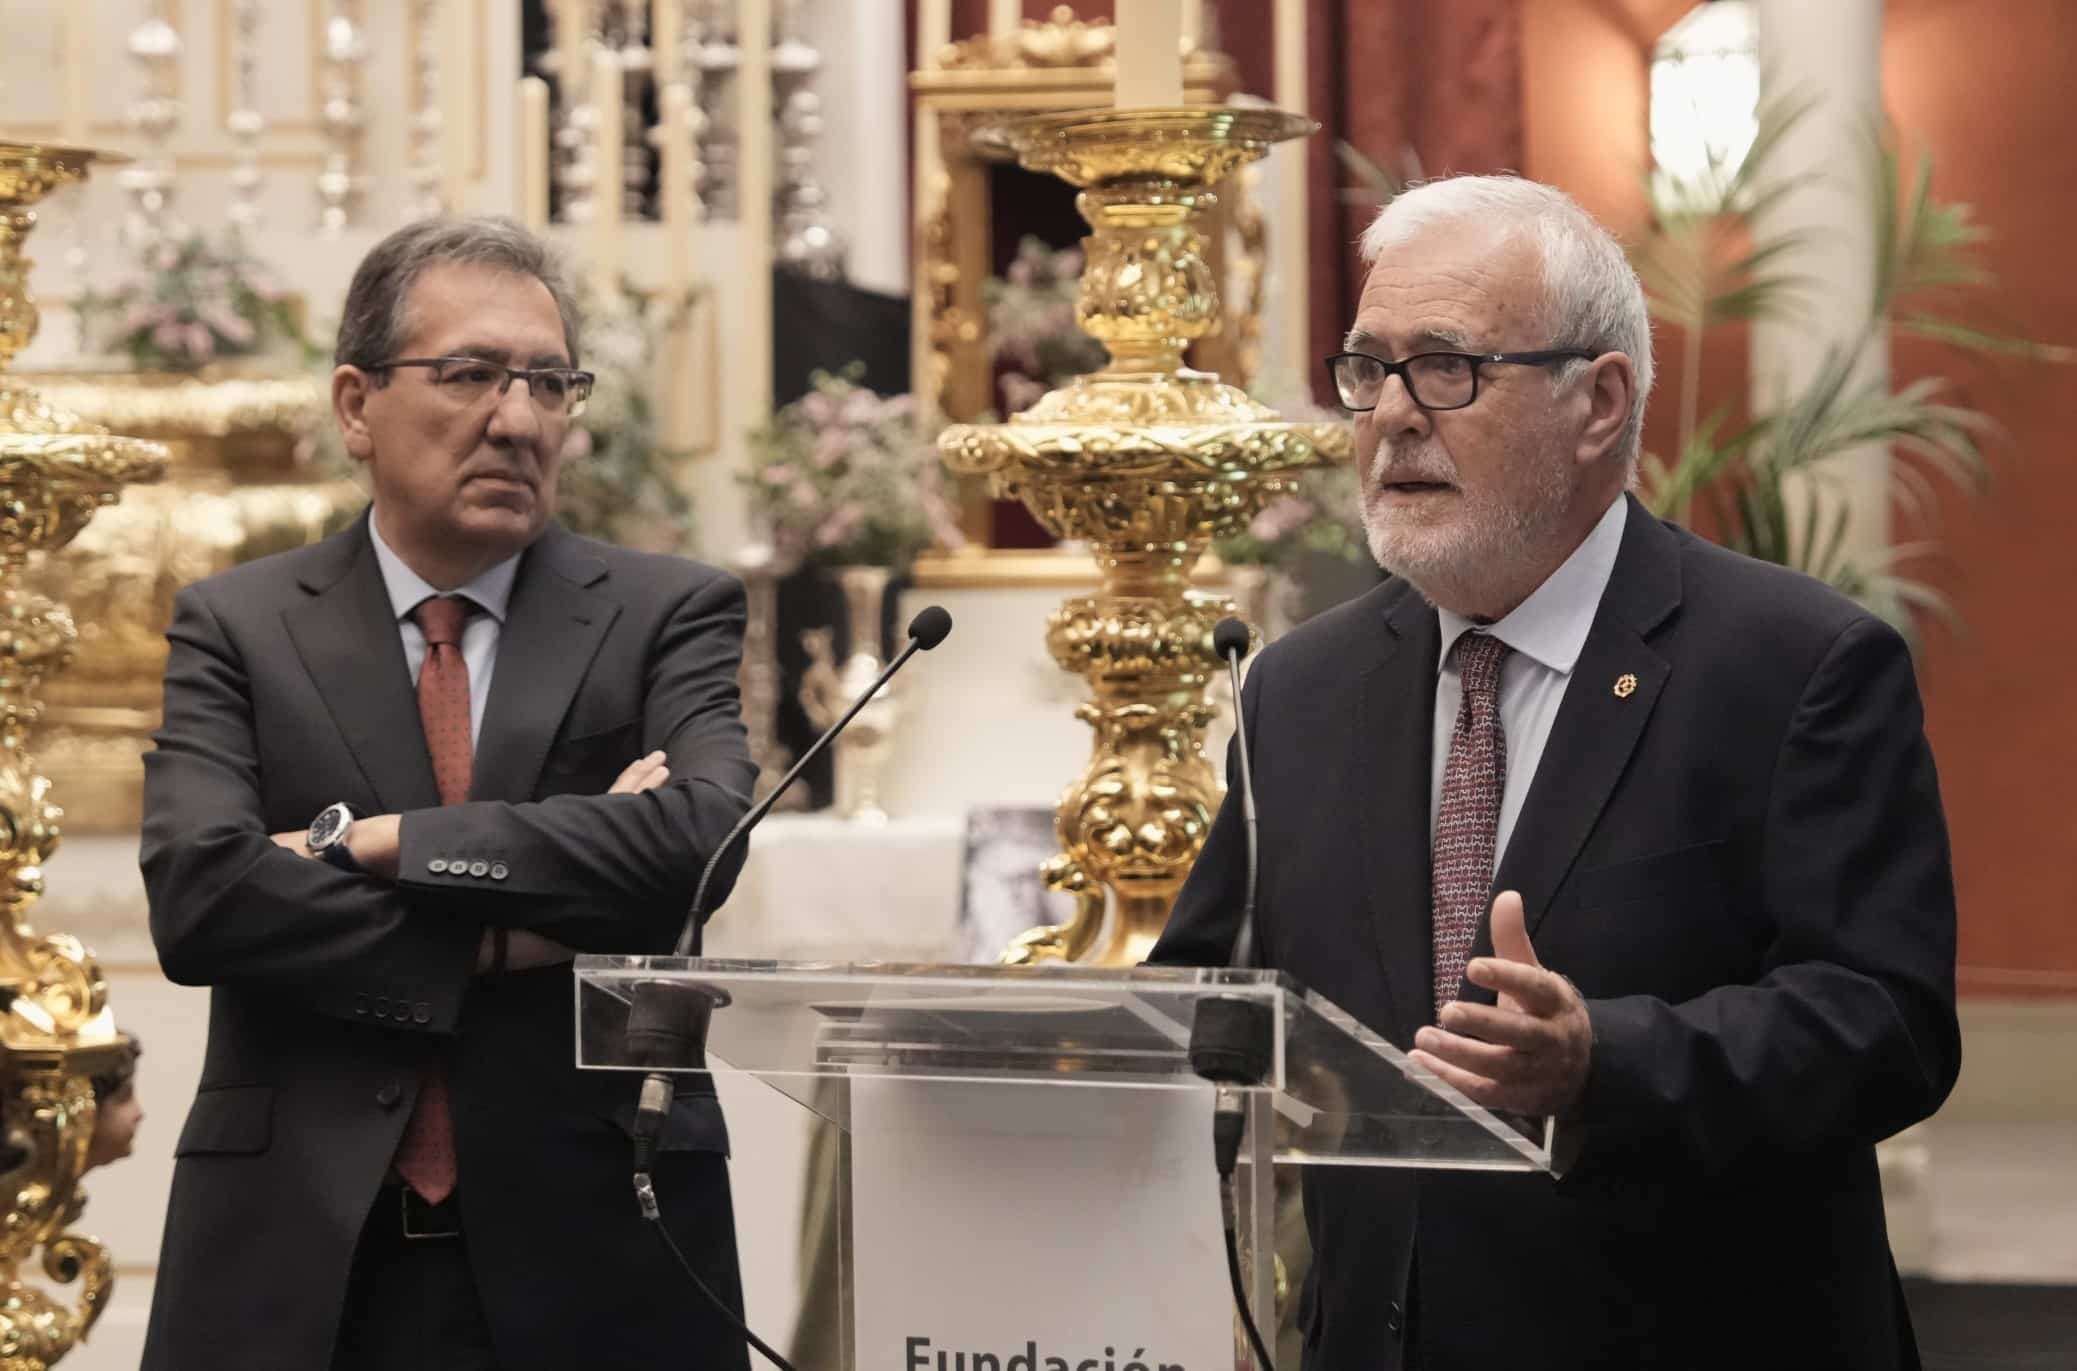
140,215,755,1371
1155,176,1959,1370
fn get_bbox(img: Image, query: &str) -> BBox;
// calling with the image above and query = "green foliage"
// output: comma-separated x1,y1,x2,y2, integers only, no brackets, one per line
1633,92,2069,638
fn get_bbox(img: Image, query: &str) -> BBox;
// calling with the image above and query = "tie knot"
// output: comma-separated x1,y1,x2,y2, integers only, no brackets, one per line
1454,631,1510,695
412,595,472,647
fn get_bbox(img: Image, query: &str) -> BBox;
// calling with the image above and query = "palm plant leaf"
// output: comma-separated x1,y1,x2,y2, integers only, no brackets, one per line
1641,408,1769,523
1870,136,2071,361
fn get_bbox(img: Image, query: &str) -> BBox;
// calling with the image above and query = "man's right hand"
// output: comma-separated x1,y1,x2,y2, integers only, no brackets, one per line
610,750,670,795
472,751,674,973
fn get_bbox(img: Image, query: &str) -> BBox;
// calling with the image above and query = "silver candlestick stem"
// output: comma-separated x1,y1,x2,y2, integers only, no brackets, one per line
227,0,267,233
692,0,740,220
552,0,602,226
772,0,845,277
316,0,370,234
120,0,184,248
616,0,652,218
404,0,445,219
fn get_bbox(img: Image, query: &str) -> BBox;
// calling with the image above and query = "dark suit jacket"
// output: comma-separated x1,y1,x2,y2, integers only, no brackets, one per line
139,515,759,1371
1153,497,1960,1371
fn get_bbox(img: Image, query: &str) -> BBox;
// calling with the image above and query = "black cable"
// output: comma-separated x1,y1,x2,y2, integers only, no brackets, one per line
636,1171,802,1371
1219,1171,1277,1371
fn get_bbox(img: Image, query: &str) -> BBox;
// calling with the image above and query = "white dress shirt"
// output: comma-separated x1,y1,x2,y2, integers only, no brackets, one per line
368,516,521,745
1429,496,1628,864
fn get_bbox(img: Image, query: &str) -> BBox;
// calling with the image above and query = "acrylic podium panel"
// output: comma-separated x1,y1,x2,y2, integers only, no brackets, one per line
575,958,1553,1172
576,959,1551,1370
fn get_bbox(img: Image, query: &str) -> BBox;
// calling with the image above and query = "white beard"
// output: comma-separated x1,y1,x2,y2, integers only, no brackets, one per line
1359,439,1574,617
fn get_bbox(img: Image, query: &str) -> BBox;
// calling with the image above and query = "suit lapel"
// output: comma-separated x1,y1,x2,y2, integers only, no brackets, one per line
1482,498,1683,967
1356,583,1442,1047
283,515,443,813
471,526,619,803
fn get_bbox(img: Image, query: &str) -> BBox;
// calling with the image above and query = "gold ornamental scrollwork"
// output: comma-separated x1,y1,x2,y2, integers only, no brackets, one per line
21,368,357,831
0,138,171,1370
942,109,1351,968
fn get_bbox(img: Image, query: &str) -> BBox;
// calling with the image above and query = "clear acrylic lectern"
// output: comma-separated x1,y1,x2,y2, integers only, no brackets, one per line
575,959,1550,1371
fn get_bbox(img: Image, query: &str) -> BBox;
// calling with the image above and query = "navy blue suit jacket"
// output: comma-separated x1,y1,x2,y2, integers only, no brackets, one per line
1153,497,1960,1371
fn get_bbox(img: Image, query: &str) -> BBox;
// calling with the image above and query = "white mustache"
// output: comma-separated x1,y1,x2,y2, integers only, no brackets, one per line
1369,445,1458,487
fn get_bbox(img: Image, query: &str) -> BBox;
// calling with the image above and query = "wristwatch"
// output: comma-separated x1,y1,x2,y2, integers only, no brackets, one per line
306,802,362,873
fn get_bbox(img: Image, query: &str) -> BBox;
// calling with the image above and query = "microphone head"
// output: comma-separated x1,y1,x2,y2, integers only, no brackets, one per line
1212,617,1252,661
907,605,953,650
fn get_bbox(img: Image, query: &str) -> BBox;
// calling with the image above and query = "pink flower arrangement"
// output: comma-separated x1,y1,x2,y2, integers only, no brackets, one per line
743,369,967,571
984,236,1109,413
77,230,307,372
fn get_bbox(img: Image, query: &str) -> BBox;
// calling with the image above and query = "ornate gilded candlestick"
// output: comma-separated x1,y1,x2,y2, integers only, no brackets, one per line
0,139,169,1368
939,108,1349,967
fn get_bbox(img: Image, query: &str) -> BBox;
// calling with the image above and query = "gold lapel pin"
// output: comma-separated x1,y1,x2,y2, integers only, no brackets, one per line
1614,673,1638,699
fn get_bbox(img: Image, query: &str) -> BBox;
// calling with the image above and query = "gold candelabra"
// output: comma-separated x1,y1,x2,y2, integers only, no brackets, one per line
0,139,170,1370
939,108,1350,967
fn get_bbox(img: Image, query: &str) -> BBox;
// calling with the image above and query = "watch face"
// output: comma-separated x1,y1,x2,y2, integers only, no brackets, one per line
309,804,349,850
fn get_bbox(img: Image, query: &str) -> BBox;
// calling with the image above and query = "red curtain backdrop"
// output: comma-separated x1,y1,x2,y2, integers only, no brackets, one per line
1303,0,1526,392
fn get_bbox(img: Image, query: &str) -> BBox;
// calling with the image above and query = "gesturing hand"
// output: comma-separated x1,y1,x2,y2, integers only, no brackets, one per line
610,750,671,795
1409,890,1593,1118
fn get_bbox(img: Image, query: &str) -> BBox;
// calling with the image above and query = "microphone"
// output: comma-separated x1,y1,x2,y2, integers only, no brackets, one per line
1210,617,1259,972
630,605,955,1172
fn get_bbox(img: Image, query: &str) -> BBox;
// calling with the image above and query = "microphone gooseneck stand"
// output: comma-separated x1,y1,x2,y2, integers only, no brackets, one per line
629,606,954,1371
1188,617,1278,1371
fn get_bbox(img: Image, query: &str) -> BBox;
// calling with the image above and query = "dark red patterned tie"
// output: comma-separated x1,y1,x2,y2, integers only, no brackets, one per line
1431,632,1511,1017
393,594,473,1204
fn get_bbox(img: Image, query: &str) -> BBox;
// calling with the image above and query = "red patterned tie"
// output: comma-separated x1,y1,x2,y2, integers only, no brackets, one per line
393,594,473,1204
1431,632,1511,1017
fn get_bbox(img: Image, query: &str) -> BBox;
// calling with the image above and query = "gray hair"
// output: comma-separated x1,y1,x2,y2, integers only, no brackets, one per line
333,215,584,373
1358,176,1654,470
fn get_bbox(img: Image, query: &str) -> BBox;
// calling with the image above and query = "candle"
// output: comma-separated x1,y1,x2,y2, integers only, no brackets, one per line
61,4,91,144
518,76,551,233
591,46,623,298
1182,0,1203,51
1113,0,1185,109
918,0,952,68
557,0,589,112
660,83,693,296
659,81,695,448
441,0,478,212
739,0,773,425
652,0,681,88
988,0,1021,38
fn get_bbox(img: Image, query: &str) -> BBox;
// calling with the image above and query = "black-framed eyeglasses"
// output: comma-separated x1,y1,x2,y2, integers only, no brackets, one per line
372,356,595,418
1323,348,1596,413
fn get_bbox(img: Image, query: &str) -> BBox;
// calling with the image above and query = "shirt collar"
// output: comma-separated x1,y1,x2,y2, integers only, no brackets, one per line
1437,495,1628,676
368,513,520,625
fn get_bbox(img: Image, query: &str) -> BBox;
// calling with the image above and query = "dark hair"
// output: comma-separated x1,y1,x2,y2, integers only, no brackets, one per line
333,215,584,373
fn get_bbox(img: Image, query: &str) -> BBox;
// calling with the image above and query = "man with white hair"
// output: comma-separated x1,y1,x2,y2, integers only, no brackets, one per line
1154,175,1959,1369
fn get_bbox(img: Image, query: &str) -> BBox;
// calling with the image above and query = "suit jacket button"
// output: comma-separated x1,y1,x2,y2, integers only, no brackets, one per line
429,858,449,874
374,996,391,1019
489,862,509,881
375,1081,402,1109
353,994,369,1016
413,1003,431,1024
467,860,490,878
1386,1300,1404,1336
